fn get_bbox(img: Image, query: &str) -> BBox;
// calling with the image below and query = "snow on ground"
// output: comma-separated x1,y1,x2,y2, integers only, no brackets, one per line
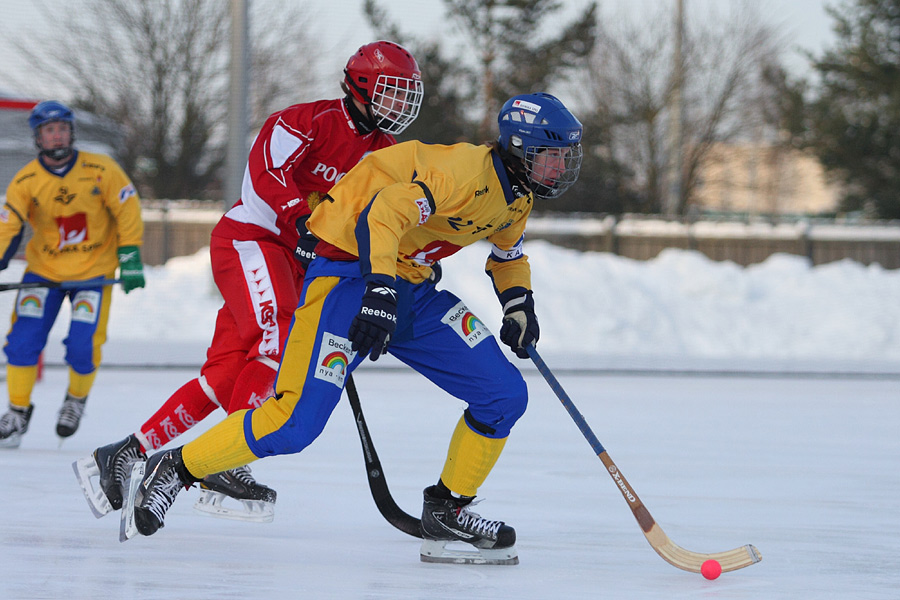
3,239,899,371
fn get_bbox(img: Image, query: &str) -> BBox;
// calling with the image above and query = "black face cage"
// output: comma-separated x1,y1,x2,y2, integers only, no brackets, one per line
35,121,75,161
524,143,583,199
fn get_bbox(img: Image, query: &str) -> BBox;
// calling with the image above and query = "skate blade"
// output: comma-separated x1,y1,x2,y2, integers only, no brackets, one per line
192,490,275,523
419,539,519,565
119,461,145,542
72,456,114,518
0,432,23,449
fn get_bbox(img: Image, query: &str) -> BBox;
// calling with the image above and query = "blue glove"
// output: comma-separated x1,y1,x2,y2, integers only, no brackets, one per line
347,281,398,361
499,290,539,359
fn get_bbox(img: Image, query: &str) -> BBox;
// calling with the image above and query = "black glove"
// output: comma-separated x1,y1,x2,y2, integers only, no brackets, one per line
427,261,442,285
294,215,318,271
348,281,398,361
499,290,539,359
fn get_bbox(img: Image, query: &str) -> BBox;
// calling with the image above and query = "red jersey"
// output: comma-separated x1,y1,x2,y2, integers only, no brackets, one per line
212,98,396,248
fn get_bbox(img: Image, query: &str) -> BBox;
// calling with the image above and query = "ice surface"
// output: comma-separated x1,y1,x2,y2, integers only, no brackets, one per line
1,366,898,599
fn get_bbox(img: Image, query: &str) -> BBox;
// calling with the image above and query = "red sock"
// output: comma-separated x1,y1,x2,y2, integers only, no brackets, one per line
137,378,218,451
227,359,277,414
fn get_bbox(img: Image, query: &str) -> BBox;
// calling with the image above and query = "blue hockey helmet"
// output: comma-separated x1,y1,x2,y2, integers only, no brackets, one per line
498,93,583,199
28,100,75,161
29,100,75,131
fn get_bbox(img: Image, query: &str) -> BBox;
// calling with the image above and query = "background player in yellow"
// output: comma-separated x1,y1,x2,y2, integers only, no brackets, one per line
121,93,582,564
0,101,145,448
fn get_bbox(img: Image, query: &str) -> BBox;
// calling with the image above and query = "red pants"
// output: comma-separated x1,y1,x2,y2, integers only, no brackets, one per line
202,235,303,411
137,236,303,451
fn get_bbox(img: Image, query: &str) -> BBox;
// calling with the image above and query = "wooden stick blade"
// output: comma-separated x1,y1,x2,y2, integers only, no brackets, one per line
600,451,762,573
643,523,761,572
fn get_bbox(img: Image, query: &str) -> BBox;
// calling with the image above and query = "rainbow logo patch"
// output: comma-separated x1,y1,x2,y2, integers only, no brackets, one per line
321,351,348,374
20,295,42,309
460,312,483,336
71,290,100,324
314,332,355,388
73,300,94,314
442,301,490,348
16,288,48,318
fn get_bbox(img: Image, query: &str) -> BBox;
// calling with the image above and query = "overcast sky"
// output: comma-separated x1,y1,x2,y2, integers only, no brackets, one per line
0,0,839,102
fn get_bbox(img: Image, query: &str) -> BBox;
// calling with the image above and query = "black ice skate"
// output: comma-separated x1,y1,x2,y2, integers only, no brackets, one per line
56,393,87,439
120,447,195,541
193,465,277,523
72,434,147,518
419,485,519,565
0,405,34,449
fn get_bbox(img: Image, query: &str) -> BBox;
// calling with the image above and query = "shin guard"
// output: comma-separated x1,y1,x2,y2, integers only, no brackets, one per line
439,415,508,498
227,357,277,414
6,364,38,408
137,378,218,451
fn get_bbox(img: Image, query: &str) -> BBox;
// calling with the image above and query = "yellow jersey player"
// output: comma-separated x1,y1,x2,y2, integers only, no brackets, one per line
0,101,145,448
121,93,582,565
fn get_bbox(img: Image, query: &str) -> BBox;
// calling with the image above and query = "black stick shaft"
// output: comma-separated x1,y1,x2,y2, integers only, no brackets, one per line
345,374,422,538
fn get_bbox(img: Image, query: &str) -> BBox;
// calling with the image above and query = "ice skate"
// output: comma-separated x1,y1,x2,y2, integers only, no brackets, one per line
419,485,519,565
0,405,33,449
193,465,277,523
120,447,193,541
73,434,147,518
56,393,87,439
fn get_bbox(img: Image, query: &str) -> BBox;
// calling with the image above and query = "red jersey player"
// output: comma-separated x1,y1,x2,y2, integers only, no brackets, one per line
73,41,423,522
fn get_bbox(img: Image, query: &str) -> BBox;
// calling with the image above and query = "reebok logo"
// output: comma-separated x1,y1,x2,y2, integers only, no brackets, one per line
119,251,138,262
474,186,489,197
370,286,397,301
361,307,397,322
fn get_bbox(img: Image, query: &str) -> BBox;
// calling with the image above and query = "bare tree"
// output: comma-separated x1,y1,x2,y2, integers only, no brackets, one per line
441,0,596,141
581,1,784,214
6,0,320,201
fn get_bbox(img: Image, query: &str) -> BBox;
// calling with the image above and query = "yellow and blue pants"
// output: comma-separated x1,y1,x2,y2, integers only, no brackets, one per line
4,272,112,372
183,258,527,495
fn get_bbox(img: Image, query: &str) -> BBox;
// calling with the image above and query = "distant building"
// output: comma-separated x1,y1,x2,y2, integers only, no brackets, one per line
692,142,842,216
0,94,124,192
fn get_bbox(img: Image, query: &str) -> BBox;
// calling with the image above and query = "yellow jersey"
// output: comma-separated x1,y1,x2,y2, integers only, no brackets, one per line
309,141,533,295
1,150,144,281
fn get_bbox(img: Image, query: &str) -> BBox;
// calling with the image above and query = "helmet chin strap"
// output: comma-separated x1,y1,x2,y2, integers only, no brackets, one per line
342,96,377,135
40,147,74,162
497,143,533,196
35,122,75,163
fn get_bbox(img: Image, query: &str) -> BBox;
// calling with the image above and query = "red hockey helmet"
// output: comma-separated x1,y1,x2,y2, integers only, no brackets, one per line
344,41,423,135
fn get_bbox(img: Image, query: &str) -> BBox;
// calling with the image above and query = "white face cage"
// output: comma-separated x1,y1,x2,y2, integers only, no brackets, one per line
524,143,583,199
370,74,424,135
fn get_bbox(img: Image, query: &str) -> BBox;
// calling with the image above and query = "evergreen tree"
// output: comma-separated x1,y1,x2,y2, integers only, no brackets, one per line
802,0,900,218
365,0,618,213
363,0,474,145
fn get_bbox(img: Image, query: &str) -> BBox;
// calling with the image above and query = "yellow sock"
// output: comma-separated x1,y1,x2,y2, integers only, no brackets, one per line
7,365,38,409
67,368,97,398
440,415,508,497
181,410,259,479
